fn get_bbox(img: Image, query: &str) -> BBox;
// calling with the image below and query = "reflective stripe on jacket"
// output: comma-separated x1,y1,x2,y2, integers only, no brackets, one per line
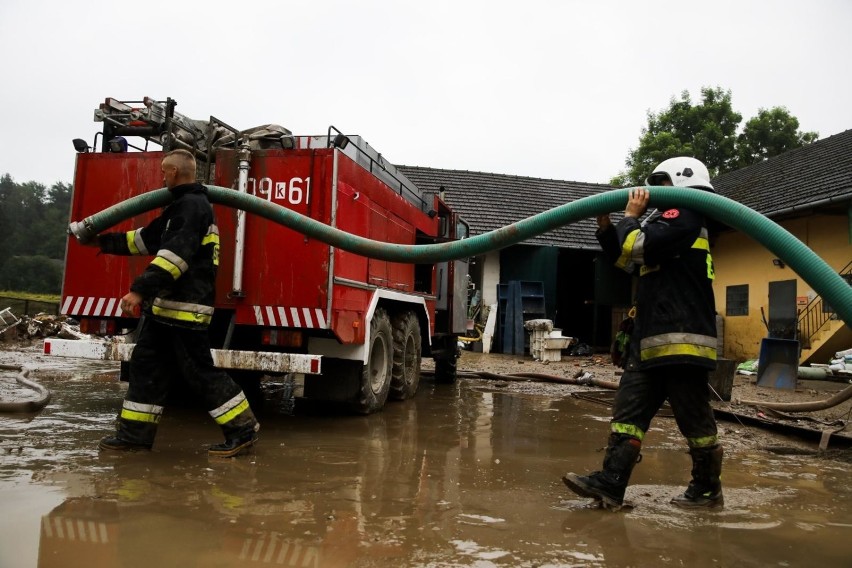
99,183,220,329
598,206,717,370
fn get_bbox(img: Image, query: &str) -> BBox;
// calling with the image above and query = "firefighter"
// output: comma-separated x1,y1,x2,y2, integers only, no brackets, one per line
81,149,260,458
563,157,723,509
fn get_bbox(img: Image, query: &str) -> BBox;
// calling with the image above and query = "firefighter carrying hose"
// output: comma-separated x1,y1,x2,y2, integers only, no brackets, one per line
563,157,723,509
79,149,260,458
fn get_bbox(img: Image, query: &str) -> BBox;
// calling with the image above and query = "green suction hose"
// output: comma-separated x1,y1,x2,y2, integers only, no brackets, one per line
68,185,852,326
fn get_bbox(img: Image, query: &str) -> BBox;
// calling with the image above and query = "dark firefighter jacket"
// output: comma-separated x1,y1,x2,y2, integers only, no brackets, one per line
597,206,717,371
98,182,220,328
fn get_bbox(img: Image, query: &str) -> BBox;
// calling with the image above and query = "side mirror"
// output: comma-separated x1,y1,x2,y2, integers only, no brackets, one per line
438,216,449,237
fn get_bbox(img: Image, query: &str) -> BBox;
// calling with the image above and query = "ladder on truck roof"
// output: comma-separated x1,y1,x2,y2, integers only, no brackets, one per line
83,97,429,210
88,97,250,182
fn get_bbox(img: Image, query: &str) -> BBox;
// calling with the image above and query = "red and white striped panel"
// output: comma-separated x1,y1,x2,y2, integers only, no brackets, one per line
41,515,114,544
252,306,328,329
61,296,122,317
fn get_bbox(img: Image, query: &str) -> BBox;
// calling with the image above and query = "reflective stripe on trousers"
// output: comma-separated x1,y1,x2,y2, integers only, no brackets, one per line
120,400,164,424
209,392,250,425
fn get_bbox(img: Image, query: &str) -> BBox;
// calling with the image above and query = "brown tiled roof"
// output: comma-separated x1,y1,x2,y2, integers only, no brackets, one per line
712,129,852,217
397,166,612,250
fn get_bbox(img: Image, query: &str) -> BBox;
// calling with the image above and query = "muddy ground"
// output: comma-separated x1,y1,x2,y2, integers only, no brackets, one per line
4,337,851,455
428,349,852,457
2,335,851,459
1,339,851,567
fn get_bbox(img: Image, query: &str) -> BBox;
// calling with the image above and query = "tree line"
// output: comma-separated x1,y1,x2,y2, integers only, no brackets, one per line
0,174,71,294
611,87,818,186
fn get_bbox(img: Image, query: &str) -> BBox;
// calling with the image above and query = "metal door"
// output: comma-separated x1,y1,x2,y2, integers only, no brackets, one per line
768,279,798,340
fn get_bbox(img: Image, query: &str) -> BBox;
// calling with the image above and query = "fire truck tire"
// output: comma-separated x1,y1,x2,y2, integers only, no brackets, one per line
390,310,422,400
354,307,393,414
434,357,458,384
432,336,460,384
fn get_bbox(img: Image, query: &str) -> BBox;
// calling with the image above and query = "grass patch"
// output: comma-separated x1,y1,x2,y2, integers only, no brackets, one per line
0,291,61,316
0,291,61,303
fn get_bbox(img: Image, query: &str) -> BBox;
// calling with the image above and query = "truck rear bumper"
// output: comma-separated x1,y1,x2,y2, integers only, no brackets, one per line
43,338,322,375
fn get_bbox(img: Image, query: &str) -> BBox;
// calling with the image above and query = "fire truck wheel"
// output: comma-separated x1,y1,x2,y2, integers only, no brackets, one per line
354,307,393,414
390,310,422,400
434,356,458,384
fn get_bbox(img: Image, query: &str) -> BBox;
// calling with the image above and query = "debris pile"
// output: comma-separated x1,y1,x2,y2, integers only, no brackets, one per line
827,347,852,375
575,356,613,368
736,348,852,383
0,310,87,342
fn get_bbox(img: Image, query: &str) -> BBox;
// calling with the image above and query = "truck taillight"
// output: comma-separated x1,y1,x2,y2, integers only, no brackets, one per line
261,329,304,347
79,318,116,336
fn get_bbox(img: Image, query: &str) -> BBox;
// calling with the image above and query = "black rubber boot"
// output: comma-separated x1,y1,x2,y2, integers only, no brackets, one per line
98,437,153,452
98,417,156,452
563,434,642,509
671,445,724,508
208,407,260,458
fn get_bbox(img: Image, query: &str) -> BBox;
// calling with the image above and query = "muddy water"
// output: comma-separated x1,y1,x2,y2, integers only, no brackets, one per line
1,352,850,567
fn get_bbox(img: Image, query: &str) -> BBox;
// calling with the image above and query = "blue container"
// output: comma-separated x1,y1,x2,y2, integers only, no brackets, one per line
756,338,800,390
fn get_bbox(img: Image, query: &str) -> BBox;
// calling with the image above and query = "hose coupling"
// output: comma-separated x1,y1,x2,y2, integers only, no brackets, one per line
68,218,97,243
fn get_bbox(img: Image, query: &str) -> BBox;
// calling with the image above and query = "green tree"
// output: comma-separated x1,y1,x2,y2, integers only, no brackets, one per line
0,255,63,294
0,176,72,294
38,181,73,259
0,175,16,263
0,175,38,261
735,107,819,169
612,87,817,186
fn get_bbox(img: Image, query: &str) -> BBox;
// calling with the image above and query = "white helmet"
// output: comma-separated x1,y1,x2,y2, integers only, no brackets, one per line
646,157,714,191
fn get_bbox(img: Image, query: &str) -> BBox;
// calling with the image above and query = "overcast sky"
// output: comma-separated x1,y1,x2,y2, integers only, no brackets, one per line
1,0,850,188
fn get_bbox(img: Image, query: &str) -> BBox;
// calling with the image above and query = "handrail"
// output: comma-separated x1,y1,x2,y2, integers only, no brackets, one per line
326,126,428,211
798,259,852,347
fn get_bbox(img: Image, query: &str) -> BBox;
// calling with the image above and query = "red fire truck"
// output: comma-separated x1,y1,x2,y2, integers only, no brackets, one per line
46,97,469,413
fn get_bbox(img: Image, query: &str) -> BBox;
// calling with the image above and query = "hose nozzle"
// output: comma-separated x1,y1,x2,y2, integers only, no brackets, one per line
68,219,96,244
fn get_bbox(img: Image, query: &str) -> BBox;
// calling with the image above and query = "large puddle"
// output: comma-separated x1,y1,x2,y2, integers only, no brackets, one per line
1,351,850,567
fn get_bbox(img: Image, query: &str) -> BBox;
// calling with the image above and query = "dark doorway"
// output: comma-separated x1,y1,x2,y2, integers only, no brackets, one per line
555,249,602,347
768,279,798,340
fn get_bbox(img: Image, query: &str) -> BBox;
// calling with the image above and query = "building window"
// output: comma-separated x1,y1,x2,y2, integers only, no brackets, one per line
726,285,749,316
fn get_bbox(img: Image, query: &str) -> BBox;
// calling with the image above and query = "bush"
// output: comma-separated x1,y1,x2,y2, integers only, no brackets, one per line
0,256,63,294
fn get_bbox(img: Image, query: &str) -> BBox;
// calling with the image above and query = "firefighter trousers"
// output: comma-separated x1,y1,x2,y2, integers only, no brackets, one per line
610,364,719,449
115,317,256,446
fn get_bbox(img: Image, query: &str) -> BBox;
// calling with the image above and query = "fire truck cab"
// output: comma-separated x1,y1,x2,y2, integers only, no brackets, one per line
47,97,469,413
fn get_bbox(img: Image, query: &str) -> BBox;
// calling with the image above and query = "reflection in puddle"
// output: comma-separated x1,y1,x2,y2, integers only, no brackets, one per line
450,539,511,560
0,359,850,567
